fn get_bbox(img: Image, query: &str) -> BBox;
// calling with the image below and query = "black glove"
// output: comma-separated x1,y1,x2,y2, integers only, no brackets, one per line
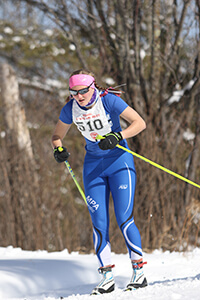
98,132,123,150
54,146,70,163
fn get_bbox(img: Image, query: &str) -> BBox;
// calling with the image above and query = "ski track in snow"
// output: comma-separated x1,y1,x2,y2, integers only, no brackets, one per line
0,246,200,300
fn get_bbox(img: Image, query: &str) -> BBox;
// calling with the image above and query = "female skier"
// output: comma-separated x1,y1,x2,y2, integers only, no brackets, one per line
51,69,147,295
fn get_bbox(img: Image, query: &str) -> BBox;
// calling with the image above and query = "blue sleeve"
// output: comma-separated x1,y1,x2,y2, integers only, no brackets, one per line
59,100,73,124
103,93,128,114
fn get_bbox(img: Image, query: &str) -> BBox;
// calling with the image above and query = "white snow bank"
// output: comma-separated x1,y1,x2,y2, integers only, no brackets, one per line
0,246,200,300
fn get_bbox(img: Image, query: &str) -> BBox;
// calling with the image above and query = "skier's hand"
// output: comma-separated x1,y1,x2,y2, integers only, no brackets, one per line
54,146,70,163
98,132,123,150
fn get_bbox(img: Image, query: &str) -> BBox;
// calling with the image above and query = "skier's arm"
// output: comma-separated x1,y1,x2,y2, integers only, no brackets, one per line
120,106,146,139
51,120,71,149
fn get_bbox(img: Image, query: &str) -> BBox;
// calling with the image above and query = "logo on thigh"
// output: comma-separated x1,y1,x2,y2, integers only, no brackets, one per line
86,195,99,213
118,184,128,189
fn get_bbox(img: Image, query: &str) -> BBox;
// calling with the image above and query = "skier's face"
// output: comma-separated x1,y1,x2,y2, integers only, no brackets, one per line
70,83,94,107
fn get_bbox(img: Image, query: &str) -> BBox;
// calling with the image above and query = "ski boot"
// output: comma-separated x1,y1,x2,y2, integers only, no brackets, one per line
125,260,148,291
91,264,115,295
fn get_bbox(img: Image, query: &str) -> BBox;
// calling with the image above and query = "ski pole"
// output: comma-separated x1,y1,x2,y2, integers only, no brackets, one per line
64,161,87,205
96,135,200,190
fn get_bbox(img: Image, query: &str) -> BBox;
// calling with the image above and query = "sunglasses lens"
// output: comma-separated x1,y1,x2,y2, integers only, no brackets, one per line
69,90,78,96
69,82,93,96
78,87,89,95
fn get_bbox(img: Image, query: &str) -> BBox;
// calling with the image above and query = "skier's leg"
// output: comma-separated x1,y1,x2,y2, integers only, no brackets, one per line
83,155,115,294
107,151,147,289
107,152,142,258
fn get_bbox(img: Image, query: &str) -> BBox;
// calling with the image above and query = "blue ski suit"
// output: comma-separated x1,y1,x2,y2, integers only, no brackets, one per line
59,90,143,267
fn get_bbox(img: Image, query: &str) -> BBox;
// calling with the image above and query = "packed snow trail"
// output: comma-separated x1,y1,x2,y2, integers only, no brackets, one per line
0,246,200,300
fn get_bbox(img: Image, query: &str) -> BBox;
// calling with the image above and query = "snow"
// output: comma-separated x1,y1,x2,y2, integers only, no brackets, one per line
52,46,66,56
44,29,54,37
69,44,76,51
168,78,197,104
183,128,195,142
4,27,13,34
104,77,115,85
0,131,6,138
0,246,200,300
140,49,146,60
18,77,67,92
12,37,22,43
168,90,184,104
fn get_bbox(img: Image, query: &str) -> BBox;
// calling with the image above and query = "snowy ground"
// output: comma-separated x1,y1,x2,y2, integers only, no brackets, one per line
0,246,200,300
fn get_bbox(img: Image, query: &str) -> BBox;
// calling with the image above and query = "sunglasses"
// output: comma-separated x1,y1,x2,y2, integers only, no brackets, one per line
69,81,94,96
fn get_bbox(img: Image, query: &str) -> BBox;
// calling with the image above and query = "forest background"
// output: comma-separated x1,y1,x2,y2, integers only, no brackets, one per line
0,0,199,255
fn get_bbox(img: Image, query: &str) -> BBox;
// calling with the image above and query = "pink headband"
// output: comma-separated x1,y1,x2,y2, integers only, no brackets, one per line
69,74,95,89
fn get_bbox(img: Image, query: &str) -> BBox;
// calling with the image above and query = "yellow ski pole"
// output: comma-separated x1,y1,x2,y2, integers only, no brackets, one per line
96,135,200,190
64,161,87,205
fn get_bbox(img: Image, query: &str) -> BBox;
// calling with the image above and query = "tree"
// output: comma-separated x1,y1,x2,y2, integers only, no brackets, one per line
0,63,43,249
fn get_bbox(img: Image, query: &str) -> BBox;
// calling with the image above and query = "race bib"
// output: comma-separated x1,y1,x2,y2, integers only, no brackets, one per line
72,96,112,141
